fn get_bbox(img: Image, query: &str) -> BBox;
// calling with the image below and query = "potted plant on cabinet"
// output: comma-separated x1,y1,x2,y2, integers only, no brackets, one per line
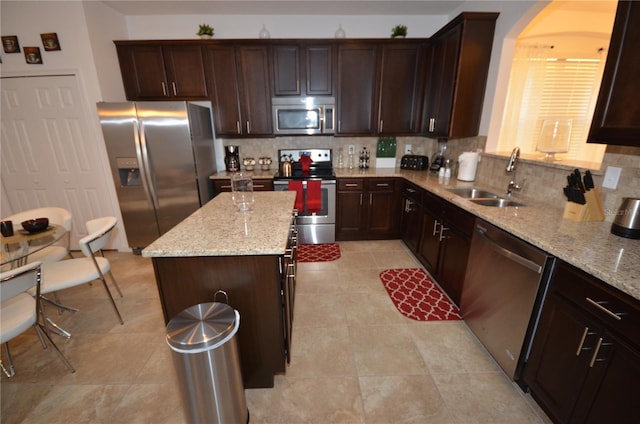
197,24,214,39
391,24,407,38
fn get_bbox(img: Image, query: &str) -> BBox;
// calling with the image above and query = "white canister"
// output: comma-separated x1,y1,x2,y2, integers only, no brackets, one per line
457,151,480,181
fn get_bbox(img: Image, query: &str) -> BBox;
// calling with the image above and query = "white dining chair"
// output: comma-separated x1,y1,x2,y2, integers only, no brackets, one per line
38,217,124,331
3,207,73,264
0,261,75,377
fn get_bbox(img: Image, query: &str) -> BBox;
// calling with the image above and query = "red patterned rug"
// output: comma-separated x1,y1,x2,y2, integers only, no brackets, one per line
379,268,461,321
298,243,341,262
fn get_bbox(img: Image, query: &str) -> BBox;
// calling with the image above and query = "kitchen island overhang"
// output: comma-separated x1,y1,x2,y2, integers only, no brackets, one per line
142,191,297,389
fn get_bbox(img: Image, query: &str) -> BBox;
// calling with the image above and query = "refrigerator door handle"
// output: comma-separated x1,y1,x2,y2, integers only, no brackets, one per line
134,120,159,210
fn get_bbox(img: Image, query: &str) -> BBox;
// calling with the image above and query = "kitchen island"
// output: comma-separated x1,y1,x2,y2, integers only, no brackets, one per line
142,191,297,388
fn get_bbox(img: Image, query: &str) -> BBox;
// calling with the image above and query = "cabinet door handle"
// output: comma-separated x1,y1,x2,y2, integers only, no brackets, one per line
236,121,241,134
407,188,416,193
161,82,167,96
405,199,414,213
585,297,623,321
369,193,373,205
576,327,590,356
379,120,384,133
439,225,449,242
589,337,604,368
429,118,435,132
246,121,251,134
359,193,363,206
171,82,177,96
433,220,441,237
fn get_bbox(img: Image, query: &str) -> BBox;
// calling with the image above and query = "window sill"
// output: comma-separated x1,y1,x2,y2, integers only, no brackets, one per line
485,152,603,174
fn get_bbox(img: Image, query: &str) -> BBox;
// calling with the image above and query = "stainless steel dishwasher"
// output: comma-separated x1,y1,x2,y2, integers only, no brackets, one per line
461,219,555,384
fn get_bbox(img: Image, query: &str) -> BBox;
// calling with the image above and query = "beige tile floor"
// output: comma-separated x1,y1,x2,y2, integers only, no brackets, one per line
1,240,551,423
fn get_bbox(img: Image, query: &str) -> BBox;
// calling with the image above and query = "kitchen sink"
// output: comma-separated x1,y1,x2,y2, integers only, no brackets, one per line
446,188,501,199
470,198,526,208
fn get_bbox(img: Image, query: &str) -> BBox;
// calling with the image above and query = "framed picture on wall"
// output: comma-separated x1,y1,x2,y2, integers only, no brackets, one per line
24,46,43,64
2,36,20,53
40,32,61,51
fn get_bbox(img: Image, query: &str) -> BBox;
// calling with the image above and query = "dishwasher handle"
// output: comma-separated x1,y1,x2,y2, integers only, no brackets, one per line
476,226,543,274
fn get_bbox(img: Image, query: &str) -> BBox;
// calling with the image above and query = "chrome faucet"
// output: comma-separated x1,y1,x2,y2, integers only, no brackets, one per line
506,147,522,197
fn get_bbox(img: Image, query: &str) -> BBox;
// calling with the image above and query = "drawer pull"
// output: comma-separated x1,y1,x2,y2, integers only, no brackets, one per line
585,297,622,321
220,184,232,189
407,188,416,193
376,183,390,187
345,183,359,187
254,184,265,188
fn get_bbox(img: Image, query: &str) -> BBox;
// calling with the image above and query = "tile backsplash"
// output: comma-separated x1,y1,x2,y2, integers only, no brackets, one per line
222,136,639,222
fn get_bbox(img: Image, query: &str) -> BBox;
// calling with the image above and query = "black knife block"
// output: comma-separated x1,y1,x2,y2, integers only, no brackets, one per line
562,188,604,222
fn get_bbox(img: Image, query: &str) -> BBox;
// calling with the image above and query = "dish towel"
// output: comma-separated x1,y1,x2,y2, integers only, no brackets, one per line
288,181,304,212
306,180,322,213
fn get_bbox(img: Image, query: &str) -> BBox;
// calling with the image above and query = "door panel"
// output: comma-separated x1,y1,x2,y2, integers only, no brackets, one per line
1,75,122,250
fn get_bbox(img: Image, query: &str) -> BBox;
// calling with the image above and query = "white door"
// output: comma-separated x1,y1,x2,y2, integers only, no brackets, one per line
1,74,123,250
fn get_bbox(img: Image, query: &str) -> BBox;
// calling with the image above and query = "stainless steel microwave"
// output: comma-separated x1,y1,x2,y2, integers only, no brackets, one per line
272,97,335,135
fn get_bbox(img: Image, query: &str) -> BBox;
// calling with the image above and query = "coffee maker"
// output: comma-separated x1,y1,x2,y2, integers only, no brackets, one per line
224,145,240,172
430,139,448,173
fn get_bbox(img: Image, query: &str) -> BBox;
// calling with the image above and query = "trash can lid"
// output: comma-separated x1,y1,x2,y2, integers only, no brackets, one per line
166,302,237,350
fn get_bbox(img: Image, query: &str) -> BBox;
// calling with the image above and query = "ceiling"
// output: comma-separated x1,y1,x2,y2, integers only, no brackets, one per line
101,0,466,16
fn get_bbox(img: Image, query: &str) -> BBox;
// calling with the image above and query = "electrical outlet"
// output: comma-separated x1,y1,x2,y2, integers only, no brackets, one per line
405,144,412,154
602,166,622,189
348,145,355,154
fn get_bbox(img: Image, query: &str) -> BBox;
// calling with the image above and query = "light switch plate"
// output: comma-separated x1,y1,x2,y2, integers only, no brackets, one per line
602,166,622,189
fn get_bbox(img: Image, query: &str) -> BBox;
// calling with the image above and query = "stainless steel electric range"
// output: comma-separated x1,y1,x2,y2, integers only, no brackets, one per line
273,148,336,244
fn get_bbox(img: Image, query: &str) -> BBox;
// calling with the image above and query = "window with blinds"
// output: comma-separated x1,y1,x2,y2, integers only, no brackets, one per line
498,43,607,165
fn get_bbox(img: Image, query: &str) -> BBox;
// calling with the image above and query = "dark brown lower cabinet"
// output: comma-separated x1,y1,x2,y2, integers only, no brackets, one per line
523,261,640,423
416,191,474,306
151,254,288,389
336,178,400,240
400,181,423,255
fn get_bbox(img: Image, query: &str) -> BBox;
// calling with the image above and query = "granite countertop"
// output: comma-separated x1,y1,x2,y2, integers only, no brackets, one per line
206,167,638,301
141,191,296,258
335,167,640,302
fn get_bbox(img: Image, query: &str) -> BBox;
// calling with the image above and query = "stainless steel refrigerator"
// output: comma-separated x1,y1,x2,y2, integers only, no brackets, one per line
97,101,217,252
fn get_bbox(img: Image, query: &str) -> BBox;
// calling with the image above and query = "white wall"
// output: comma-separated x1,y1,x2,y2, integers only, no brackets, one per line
123,14,448,40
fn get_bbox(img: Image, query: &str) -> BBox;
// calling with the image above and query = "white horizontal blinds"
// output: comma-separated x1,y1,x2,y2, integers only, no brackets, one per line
498,42,607,163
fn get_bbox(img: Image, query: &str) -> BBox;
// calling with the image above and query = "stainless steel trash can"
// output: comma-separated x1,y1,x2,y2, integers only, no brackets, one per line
166,301,248,424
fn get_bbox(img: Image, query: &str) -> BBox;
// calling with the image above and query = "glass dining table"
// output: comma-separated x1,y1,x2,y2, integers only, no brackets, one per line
0,224,68,270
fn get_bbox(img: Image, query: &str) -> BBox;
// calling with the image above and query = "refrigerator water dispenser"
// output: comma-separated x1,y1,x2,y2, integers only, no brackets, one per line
116,157,142,187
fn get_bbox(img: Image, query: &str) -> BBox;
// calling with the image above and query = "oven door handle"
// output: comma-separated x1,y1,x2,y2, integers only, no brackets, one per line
476,227,542,274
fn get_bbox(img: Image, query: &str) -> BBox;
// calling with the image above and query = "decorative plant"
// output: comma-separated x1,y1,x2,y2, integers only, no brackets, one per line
391,24,407,38
197,24,214,37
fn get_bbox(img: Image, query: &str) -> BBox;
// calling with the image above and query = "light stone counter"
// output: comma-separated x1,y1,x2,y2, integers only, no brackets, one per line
337,167,640,301
141,191,296,257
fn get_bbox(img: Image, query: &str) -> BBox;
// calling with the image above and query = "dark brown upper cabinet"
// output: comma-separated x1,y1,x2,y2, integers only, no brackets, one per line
204,43,272,137
421,12,498,138
588,1,640,147
336,42,380,135
115,42,208,100
272,42,333,97
336,40,424,136
377,41,425,135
